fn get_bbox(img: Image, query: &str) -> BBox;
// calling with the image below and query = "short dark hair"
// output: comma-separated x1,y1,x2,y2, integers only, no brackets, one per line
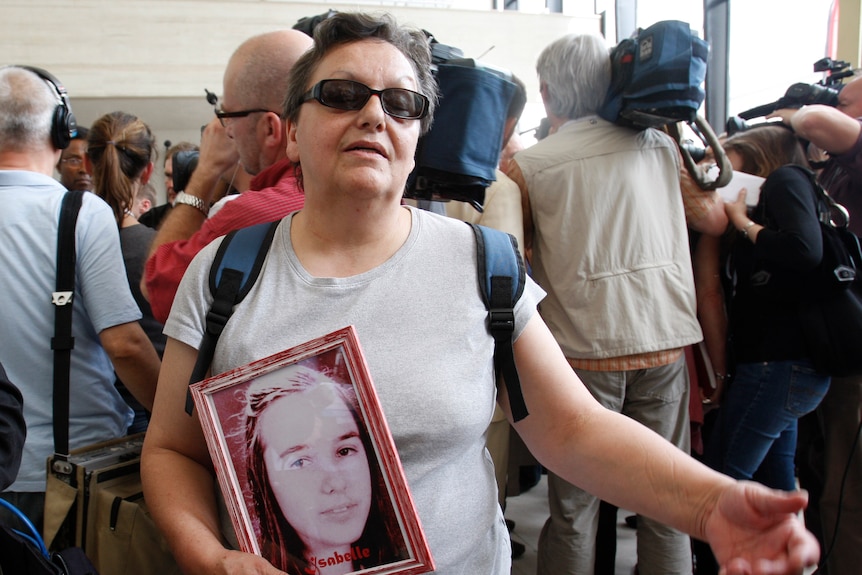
71,125,88,142
282,12,438,135
165,141,198,166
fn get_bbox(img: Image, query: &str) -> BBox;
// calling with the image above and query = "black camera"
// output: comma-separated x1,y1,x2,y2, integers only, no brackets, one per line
814,57,854,86
731,58,852,129
172,150,199,195
292,9,337,37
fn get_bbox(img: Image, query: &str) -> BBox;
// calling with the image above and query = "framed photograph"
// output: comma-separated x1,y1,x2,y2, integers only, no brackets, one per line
191,325,434,575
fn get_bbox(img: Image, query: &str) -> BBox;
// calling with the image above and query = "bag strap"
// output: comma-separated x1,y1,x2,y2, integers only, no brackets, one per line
800,165,853,229
799,165,862,281
185,220,279,414
183,219,529,420
52,189,85,462
469,223,529,422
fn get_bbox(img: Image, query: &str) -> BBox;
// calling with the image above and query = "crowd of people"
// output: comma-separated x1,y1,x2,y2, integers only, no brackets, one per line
2,8,860,575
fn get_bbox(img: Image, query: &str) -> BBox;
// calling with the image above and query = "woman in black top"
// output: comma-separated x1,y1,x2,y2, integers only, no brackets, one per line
711,124,831,490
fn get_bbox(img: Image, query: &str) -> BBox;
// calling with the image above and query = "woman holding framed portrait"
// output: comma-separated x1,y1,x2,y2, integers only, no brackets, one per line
142,11,820,575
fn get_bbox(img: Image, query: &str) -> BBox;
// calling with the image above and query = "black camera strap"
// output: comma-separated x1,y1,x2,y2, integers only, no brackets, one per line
52,189,85,463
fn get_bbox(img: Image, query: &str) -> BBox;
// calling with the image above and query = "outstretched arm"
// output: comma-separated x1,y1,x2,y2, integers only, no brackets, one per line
502,315,819,574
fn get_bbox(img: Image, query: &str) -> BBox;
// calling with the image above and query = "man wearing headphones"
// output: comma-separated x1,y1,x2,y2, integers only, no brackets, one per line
0,66,161,528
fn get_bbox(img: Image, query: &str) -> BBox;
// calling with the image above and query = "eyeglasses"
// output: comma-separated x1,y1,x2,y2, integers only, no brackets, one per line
60,156,84,167
214,107,276,128
302,79,428,120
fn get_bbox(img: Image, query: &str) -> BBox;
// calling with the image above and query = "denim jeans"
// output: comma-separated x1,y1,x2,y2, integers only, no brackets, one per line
711,360,830,491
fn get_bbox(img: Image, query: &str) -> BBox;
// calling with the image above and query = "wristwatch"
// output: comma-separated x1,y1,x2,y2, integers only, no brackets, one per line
174,191,209,216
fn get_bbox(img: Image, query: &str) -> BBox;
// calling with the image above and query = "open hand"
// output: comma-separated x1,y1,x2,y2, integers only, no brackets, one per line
705,482,819,575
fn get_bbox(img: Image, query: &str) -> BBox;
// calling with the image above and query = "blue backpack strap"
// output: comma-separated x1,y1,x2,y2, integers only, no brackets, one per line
185,220,279,414
469,223,529,421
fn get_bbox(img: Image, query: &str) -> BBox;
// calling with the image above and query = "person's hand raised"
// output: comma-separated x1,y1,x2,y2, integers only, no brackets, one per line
196,117,240,202
766,108,800,126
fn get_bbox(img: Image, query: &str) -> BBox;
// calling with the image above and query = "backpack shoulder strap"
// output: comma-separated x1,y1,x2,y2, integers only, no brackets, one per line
468,223,529,421
185,220,279,414
52,189,85,460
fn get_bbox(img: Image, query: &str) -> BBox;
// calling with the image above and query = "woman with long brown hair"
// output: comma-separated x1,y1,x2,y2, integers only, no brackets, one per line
87,111,164,432
704,123,831,490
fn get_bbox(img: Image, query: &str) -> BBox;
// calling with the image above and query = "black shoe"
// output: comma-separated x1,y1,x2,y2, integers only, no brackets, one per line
625,514,637,529
511,539,526,559
505,519,516,532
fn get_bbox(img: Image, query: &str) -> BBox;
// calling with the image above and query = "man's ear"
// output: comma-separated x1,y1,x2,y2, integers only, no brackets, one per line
539,81,550,106
261,112,284,148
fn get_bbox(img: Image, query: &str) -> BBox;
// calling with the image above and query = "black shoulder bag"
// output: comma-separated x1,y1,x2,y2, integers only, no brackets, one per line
795,168,862,377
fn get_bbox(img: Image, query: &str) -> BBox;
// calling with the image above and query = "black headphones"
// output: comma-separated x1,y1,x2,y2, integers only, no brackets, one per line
17,65,78,150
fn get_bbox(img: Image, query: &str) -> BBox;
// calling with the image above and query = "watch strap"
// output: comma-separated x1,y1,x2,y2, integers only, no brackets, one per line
175,191,209,216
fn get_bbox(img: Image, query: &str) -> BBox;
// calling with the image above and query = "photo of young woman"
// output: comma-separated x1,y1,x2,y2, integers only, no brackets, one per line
243,363,408,575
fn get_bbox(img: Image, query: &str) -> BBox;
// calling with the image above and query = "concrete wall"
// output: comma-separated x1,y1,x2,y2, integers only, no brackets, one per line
3,1,600,197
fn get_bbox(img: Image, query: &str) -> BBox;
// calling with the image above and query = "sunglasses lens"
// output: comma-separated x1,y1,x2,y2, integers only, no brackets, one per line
320,80,370,111
315,80,426,119
381,89,425,119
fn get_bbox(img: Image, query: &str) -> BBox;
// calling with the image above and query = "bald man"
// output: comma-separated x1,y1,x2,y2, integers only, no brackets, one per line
142,29,312,322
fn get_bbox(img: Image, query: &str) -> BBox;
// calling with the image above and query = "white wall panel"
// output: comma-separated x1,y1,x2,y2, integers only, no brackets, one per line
2,0,599,198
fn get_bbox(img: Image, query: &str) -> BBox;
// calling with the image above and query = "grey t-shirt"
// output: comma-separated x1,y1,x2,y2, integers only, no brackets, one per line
166,206,545,574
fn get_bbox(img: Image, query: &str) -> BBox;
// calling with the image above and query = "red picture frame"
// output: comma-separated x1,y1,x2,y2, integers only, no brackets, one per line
190,326,434,575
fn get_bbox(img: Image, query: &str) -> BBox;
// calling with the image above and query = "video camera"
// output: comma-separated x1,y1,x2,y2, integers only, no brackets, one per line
730,58,852,131
172,150,199,195
292,10,517,212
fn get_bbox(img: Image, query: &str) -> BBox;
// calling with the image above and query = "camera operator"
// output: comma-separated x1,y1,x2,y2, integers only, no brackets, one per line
769,72,862,575
141,29,311,323
769,73,862,232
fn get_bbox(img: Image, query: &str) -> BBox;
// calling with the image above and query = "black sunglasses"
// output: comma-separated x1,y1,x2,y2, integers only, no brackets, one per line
302,79,428,120
214,107,276,127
